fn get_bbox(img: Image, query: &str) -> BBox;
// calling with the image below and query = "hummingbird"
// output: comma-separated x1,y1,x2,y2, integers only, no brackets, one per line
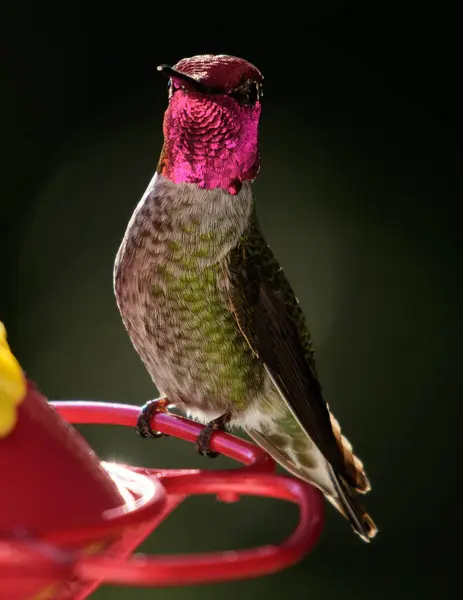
114,54,377,542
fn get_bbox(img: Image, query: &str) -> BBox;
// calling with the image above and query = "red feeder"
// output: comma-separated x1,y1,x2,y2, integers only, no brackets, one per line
0,383,324,599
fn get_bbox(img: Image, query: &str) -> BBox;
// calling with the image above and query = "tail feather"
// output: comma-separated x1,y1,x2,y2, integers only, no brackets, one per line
245,421,377,542
326,463,378,542
329,409,371,494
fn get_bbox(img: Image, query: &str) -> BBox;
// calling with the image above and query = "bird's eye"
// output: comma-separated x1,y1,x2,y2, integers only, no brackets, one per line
230,80,262,106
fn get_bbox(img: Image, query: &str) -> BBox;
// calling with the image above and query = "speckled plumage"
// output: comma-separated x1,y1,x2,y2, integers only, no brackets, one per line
114,173,263,419
114,54,376,542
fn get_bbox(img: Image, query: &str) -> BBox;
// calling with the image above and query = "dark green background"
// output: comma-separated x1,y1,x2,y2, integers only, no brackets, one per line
2,2,460,598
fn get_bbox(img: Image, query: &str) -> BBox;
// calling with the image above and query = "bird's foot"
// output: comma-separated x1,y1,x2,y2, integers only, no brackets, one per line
136,397,171,439
195,413,231,458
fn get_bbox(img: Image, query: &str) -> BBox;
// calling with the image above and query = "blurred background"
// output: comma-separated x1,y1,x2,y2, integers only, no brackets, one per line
2,1,461,598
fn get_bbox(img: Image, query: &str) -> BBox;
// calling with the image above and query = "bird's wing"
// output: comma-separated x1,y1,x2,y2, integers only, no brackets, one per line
228,210,368,492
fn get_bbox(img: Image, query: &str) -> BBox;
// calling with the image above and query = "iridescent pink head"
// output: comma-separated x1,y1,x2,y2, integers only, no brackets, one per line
157,54,263,195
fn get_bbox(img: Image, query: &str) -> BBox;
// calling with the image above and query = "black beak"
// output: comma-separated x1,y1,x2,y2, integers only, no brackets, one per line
157,64,221,94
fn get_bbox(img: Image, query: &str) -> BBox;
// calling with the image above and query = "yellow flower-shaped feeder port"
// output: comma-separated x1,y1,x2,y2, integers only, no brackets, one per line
0,322,27,437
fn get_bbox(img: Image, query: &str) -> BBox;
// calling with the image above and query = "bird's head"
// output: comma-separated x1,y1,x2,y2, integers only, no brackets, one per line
157,54,263,195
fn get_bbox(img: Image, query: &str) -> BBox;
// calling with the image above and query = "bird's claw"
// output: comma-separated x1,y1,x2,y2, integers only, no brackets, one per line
195,424,220,458
136,398,170,439
195,413,230,458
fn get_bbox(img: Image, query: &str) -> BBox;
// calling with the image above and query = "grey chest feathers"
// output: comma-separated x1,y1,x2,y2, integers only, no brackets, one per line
113,173,264,420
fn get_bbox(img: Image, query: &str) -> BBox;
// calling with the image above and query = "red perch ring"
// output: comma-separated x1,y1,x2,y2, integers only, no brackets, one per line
2,400,325,592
